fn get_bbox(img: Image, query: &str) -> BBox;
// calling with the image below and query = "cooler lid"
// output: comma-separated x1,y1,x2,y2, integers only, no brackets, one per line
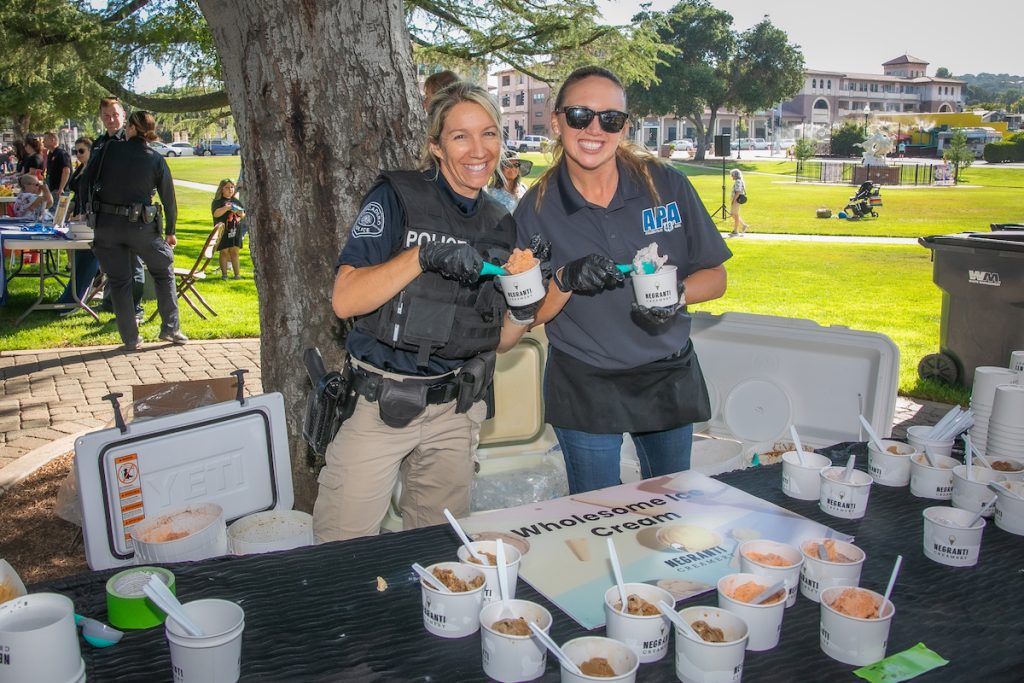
74,392,293,571
690,312,899,448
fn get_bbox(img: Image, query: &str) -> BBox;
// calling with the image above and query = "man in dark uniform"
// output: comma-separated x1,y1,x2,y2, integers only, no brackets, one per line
89,97,146,322
42,132,71,203
85,110,185,350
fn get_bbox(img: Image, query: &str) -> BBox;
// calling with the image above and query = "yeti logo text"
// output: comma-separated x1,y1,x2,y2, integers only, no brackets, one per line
405,230,467,247
642,201,682,235
352,201,385,238
968,270,1000,286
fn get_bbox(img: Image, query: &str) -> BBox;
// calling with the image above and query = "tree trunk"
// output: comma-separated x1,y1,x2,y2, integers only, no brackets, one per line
691,117,708,162
196,0,424,510
12,114,31,140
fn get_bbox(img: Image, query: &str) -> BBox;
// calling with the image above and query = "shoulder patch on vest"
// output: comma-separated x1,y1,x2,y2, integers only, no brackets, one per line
352,201,385,238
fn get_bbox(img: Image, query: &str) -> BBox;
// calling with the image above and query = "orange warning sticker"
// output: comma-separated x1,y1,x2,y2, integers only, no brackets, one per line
116,453,146,540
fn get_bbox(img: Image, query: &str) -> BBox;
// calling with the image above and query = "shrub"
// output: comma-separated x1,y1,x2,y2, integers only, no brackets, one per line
830,121,867,158
793,137,816,162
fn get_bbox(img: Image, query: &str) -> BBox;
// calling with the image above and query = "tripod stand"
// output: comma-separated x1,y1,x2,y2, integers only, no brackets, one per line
711,154,730,220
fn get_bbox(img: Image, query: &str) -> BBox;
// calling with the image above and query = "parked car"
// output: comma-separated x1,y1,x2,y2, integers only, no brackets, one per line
149,142,173,157
733,137,769,151
775,138,796,150
195,139,241,156
167,142,195,157
667,139,695,151
508,135,551,153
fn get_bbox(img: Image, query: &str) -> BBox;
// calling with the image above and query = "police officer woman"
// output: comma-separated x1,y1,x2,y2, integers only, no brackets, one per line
514,66,731,495
313,81,544,543
86,110,185,350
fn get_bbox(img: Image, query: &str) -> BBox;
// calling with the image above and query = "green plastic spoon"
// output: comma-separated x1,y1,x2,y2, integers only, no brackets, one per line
480,262,508,277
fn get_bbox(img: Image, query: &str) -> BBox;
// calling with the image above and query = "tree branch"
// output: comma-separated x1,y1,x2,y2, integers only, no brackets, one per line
93,74,229,112
104,0,153,25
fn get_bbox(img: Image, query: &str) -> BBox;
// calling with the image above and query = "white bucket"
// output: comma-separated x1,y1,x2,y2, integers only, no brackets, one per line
738,540,803,608
909,453,958,500
781,451,831,500
227,510,313,555
631,265,678,308
420,561,486,638
866,439,916,487
0,592,82,683
603,583,674,663
818,467,873,519
165,598,245,683
131,503,228,564
496,262,545,306
479,599,551,682
560,636,640,683
457,540,521,605
819,587,894,666
716,573,786,652
674,606,748,683
922,506,985,567
951,465,1004,516
798,539,865,603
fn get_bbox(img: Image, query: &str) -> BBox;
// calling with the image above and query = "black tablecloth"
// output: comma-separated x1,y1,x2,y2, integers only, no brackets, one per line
37,443,1024,682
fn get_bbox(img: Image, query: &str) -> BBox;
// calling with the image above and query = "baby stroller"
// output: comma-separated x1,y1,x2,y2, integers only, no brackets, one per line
843,181,882,219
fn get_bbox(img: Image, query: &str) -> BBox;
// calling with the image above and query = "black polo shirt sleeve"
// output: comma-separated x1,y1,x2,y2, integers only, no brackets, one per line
154,155,177,234
335,180,405,270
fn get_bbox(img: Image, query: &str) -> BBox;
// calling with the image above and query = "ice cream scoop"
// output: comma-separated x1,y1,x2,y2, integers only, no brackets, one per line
480,262,508,277
616,262,657,275
75,614,123,648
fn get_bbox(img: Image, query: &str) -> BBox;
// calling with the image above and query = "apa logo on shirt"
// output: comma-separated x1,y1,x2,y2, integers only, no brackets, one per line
642,201,682,235
352,201,385,238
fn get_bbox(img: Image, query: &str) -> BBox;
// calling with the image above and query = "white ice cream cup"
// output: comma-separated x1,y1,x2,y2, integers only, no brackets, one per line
909,453,958,500
1010,350,1024,374
674,606,748,683
420,561,486,638
0,592,82,683
479,599,552,682
560,636,640,683
457,540,521,605
165,599,245,683
781,451,831,500
631,264,678,308
905,425,954,459
737,540,803,608
716,573,786,652
497,261,545,306
976,455,1024,482
971,366,1019,406
990,384,1024,424
992,480,1024,535
799,539,865,603
603,583,674,663
952,465,1004,516
818,467,873,519
866,440,917,487
819,587,894,666
922,506,985,567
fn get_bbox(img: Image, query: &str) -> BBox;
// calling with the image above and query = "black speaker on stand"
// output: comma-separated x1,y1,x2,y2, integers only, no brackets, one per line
711,134,731,220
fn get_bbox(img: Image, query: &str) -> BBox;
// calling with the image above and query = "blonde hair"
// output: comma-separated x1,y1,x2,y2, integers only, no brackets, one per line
533,66,664,210
420,81,506,178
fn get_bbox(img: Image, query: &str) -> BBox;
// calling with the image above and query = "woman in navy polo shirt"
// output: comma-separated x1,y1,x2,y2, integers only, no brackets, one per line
514,66,732,494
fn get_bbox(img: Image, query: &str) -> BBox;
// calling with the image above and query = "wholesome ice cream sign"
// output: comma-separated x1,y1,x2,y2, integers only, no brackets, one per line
461,471,850,628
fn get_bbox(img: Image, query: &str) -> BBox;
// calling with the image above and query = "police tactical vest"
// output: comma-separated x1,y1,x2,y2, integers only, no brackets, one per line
355,170,515,367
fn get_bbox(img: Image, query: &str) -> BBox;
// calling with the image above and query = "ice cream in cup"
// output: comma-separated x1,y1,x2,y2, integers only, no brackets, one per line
479,599,552,682
952,465,1004,516
866,439,917,487
603,583,674,663
560,636,640,683
978,456,1024,482
909,453,958,500
819,586,894,666
922,507,986,567
781,450,832,500
716,573,786,651
631,264,678,308
457,540,521,605
818,467,873,519
799,539,865,603
420,561,486,638
496,249,544,307
738,540,804,608
674,606,748,683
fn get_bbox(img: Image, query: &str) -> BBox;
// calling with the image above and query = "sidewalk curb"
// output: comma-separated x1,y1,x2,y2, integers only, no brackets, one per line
0,430,87,495
1,337,260,357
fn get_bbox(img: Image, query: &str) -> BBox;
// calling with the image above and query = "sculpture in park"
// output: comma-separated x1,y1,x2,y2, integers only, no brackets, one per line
857,128,894,166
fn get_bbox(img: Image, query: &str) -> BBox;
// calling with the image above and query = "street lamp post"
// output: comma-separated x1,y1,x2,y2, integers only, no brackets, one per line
863,104,870,135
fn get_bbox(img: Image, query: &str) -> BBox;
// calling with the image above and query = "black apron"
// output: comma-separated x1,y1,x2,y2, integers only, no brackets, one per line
544,341,711,434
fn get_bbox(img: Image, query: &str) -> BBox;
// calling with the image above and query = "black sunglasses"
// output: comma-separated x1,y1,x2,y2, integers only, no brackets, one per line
555,106,629,133
75,148,88,155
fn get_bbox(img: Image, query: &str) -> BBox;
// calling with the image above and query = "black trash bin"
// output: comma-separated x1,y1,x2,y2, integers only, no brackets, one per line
918,231,1024,387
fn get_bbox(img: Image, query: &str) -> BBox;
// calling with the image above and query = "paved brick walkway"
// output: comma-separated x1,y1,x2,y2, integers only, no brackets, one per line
0,336,952,471
0,339,262,469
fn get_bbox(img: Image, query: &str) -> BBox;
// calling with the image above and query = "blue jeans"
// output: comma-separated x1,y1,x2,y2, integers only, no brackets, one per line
554,424,694,494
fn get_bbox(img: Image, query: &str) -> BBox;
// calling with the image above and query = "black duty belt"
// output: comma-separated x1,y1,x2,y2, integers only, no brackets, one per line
349,364,460,405
94,202,135,217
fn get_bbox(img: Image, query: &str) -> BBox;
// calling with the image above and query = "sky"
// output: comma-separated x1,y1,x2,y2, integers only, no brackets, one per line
599,0,1023,77
132,0,1022,91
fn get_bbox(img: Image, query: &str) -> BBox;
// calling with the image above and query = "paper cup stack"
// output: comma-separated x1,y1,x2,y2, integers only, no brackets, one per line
986,384,1024,459
969,366,1018,455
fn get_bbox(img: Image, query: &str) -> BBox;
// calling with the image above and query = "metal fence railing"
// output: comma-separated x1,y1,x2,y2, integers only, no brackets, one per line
795,160,938,186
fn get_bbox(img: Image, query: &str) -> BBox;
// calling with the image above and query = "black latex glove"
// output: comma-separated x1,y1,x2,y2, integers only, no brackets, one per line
525,234,553,287
419,241,482,285
557,254,624,293
630,281,686,324
508,300,540,324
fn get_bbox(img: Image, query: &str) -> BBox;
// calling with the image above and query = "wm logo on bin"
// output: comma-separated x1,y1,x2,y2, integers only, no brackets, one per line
968,270,1001,286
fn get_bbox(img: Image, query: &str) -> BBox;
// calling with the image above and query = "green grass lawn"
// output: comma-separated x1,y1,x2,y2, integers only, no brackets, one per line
0,186,259,349
166,156,241,185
